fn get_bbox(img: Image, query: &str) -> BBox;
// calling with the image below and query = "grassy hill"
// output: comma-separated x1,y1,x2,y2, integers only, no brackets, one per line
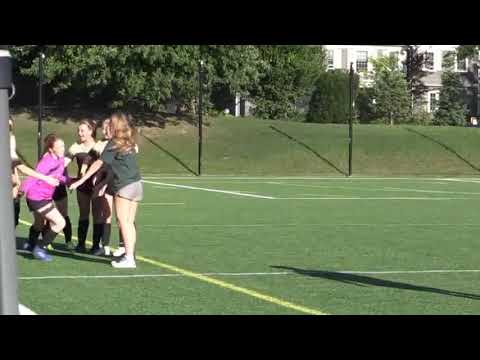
10,112,480,176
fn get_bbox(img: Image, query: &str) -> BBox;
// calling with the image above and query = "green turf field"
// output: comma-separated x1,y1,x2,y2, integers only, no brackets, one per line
16,176,480,315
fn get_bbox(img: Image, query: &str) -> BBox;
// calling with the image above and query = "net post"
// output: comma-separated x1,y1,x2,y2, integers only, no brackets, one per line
198,59,204,177
0,46,19,315
348,62,354,177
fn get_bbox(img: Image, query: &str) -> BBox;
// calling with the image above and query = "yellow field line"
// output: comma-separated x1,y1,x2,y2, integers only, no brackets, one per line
18,219,328,315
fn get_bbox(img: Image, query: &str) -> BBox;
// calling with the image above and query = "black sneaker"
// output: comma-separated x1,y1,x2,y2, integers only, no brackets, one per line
75,244,87,253
89,246,100,254
92,247,106,256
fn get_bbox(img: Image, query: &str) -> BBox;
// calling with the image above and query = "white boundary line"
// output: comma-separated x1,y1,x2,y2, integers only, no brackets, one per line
267,181,480,196
443,178,480,184
18,272,291,280
18,269,480,281
140,203,185,206
18,304,37,315
142,176,455,180
142,180,276,199
275,197,473,200
137,223,480,228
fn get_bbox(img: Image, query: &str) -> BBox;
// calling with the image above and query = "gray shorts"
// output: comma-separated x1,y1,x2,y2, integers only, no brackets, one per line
117,181,143,202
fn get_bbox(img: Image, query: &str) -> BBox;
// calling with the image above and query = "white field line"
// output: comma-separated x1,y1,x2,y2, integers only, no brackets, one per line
141,176,460,180
136,223,480,228
18,269,480,281
18,304,37,315
267,181,480,196
140,203,185,206
65,223,480,229
443,178,480,184
382,187,480,195
18,272,291,280
275,197,473,200
142,180,276,199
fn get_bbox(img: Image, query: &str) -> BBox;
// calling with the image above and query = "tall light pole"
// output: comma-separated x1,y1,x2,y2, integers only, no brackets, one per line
0,45,19,315
37,50,45,161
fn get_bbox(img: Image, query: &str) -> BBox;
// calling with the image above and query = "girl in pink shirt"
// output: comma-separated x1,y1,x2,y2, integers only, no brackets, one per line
21,134,70,262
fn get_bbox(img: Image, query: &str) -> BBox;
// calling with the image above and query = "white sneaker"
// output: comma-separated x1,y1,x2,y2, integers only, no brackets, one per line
111,256,136,269
113,247,125,257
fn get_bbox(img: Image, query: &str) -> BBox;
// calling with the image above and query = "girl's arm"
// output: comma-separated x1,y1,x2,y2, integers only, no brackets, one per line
69,159,104,190
16,164,60,187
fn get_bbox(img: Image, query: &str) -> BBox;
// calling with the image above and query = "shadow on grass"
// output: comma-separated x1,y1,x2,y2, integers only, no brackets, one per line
16,236,110,265
404,127,480,173
269,125,347,176
271,265,480,301
140,133,198,176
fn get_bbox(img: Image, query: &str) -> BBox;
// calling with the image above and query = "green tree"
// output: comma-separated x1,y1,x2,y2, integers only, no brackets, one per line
402,45,428,112
250,45,325,120
434,52,466,126
306,70,359,123
371,55,410,125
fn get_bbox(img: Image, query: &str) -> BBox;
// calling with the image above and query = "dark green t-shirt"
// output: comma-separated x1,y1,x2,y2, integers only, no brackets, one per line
100,140,141,193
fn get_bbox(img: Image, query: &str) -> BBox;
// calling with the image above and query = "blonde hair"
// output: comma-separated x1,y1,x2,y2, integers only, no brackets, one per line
110,112,137,154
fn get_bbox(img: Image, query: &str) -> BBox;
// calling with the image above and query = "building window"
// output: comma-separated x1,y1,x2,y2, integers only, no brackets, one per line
356,51,368,72
429,92,439,113
327,50,334,70
457,56,467,72
424,52,434,71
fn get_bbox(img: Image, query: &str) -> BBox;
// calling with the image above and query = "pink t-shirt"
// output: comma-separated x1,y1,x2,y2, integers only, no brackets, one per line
20,153,68,201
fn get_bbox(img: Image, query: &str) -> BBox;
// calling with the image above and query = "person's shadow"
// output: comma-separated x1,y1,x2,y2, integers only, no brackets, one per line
271,265,480,301
16,236,110,265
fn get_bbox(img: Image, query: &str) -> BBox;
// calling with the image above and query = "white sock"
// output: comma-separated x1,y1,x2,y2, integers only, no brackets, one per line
125,254,135,262
104,246,110,255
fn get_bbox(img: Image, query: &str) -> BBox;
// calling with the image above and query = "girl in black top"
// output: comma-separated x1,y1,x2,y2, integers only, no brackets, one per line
65,120,97,253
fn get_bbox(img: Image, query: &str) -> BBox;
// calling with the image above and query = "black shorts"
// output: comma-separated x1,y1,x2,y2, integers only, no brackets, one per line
77,180,94,195
53,185,68,201
26,199,53,212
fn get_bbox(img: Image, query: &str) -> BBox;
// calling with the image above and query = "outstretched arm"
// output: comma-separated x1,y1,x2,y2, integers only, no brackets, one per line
69,159,104,190
15,164,60,187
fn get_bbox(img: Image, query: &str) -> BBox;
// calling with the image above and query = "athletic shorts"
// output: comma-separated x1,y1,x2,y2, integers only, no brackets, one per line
77,181,94,195
53,184,68,201
117,181,143,202
26,199,53,212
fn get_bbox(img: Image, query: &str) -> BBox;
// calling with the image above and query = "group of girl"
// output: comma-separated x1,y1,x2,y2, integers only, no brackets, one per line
10,112,143,269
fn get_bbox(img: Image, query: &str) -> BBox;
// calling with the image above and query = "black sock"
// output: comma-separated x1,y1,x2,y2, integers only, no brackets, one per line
28,226,41,247
102,223,111,247
78,219,89,247
92,223,104,249
38,228,59,248
63,216,72,243
13,199,20,228
41,223,50,239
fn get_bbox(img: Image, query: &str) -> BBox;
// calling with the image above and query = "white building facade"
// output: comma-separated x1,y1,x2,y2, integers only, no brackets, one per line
324,45,478,116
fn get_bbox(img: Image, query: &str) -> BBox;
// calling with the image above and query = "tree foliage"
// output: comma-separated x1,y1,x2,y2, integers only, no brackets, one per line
10,45,325,120
371,55,411,125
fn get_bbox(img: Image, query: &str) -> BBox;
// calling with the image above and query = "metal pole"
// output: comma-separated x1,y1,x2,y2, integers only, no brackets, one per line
198,60,204,176
348,62,354,177
0,47,19,315
38,52,45,161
